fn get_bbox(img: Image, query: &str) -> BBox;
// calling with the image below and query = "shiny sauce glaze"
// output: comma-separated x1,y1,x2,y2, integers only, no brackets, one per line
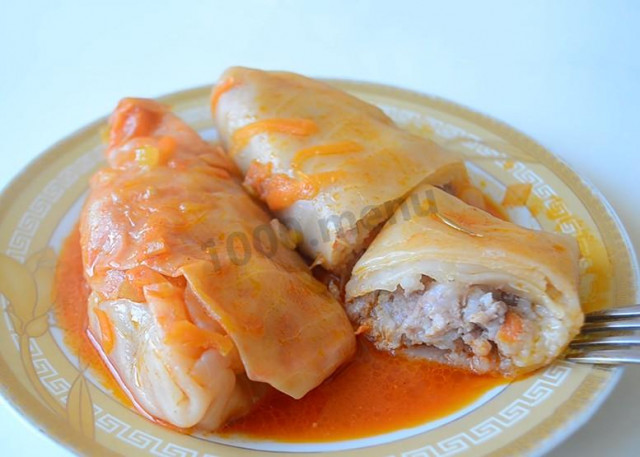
53,225,131,406
54,224,505,441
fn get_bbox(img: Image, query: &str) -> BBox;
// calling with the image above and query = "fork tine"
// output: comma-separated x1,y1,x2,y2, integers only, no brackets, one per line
570,335,640,348
580,316,640,332
585,305,640,321
566,348,640,364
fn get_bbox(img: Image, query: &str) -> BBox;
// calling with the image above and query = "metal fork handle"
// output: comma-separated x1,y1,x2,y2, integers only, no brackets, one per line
564,305,640,364
585,304,640,320
566,348,640,364
571,334,640,348
581,316,640,332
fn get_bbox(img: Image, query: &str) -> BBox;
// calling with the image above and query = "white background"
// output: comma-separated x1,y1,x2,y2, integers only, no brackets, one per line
0,0,638,455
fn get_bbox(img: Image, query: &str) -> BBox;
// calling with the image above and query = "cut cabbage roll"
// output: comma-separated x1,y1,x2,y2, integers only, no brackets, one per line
81,98,355,429
211,67,467,273
345,185,583,375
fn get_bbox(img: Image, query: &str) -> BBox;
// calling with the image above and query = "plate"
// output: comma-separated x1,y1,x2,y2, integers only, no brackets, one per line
0,81,637,457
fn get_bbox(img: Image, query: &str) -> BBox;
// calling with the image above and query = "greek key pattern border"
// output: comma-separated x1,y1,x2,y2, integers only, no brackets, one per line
1,147,102,414
5,146,102,262
401,364,570,457
93,405,220,457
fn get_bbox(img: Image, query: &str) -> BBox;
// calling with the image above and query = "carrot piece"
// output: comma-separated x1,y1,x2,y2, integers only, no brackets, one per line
94,308,115,354
165,320,235,356
264,174,317,210
292,140,363,170
210,77,237,111
498,311,524,344
231,119,318,156
117,266,166,301
243,160,318,211
305,170,346,188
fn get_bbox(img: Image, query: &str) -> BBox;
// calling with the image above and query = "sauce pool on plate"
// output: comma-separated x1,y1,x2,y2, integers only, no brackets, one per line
220,339,505,441
54,225,506,442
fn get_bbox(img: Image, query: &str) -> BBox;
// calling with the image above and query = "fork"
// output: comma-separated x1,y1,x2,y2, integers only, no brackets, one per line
565,305,640,364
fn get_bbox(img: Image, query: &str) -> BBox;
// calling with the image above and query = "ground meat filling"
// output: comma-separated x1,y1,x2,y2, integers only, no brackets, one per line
346,276,538,374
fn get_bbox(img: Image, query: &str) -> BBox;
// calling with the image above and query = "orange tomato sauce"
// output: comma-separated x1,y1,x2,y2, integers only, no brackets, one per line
220,339,505,441
54,226,506,442
53,225,131,406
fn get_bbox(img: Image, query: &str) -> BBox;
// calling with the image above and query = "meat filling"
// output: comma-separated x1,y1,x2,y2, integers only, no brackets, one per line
346,276,541,374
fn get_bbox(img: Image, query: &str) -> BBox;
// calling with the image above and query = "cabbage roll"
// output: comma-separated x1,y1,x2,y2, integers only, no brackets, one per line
345,185,583,375
81,98,355,429
211,67,467,273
